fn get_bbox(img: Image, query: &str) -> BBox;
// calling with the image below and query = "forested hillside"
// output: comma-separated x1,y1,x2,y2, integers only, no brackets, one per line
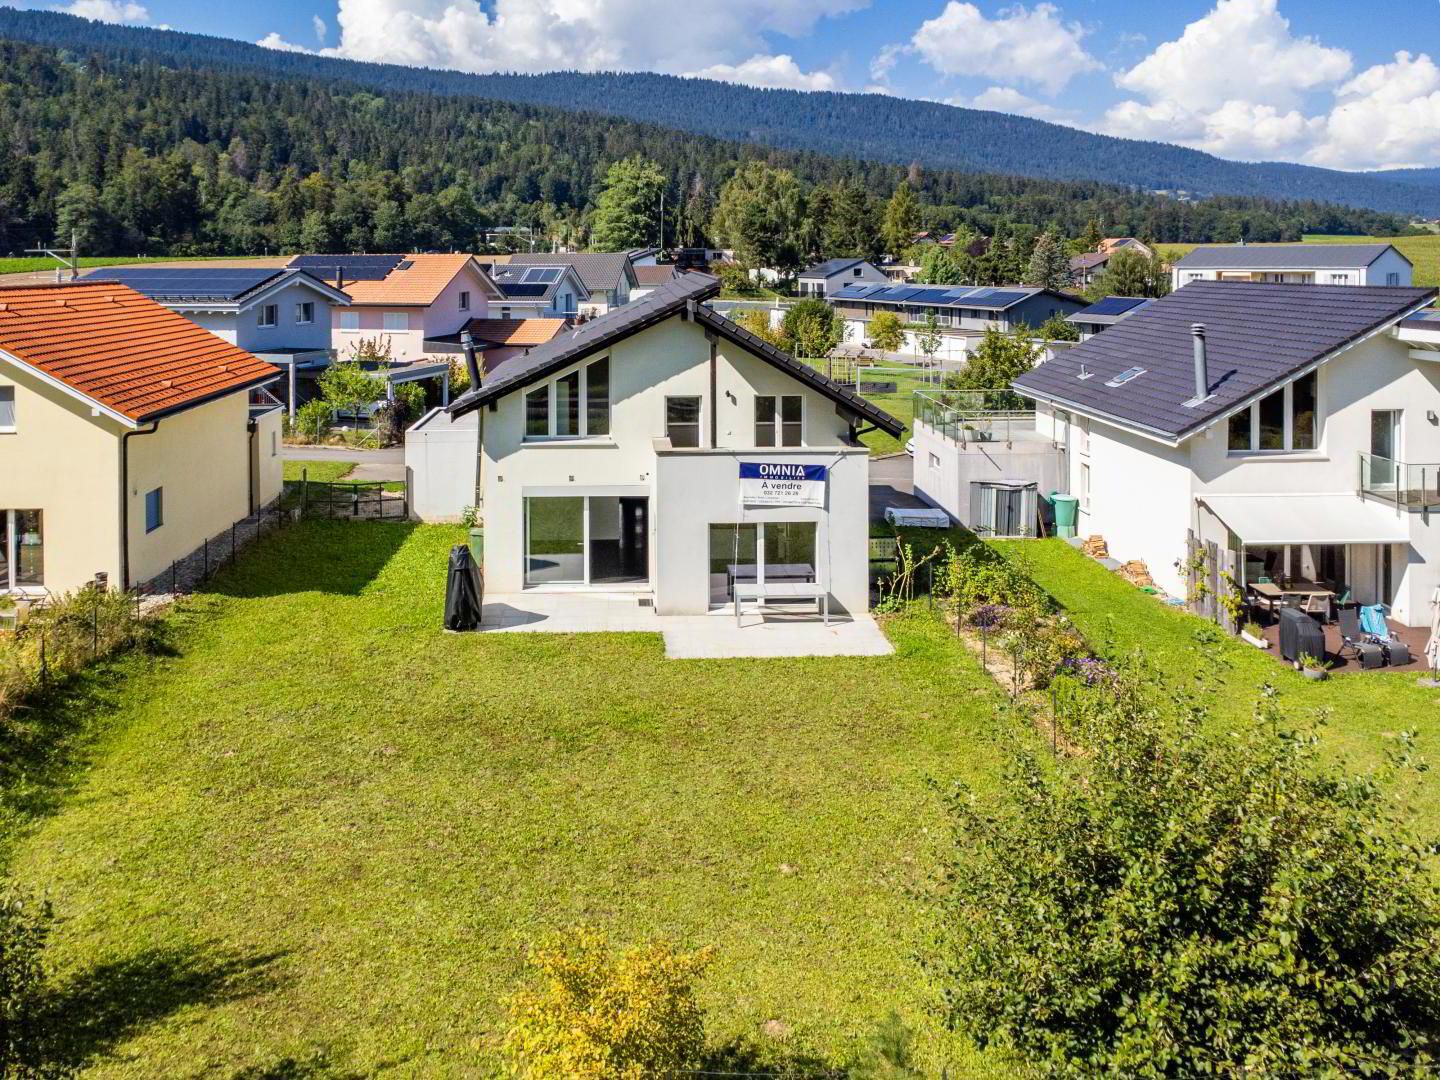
1,7,1438,218
0,38,1409,258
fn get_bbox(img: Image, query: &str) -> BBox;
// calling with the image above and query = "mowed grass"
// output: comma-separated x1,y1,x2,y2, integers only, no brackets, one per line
859,370,935,456
994,539,1440,825
281,459,357,483
7,521,1021,1077
1155,234,1440,288
0,255,232,276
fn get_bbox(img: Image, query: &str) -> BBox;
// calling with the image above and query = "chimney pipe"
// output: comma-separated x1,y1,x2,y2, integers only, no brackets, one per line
461,329,481,389
1191,323,1208,401
335,266,345,291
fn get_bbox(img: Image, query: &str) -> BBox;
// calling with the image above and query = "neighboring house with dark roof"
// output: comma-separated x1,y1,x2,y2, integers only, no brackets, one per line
1065,296,1154,340
1171,243,1412,290
80,265,351,417
1007,281,1440,625
796,259,888,298
1068,250,1113,289
630,264,678,300
484,261,590,321
828,282,1086,360
507,252,638,314
406,273,901,618
0,281,283,595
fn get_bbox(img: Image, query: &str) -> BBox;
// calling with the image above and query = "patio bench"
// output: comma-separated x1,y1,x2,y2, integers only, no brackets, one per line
734,582,830,627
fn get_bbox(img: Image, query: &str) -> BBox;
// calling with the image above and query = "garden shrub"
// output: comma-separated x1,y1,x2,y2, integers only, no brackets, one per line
0,887,60,1077
940,543,1049,621
933,669,1440,1076
291,400,333,445
502,927,713,1079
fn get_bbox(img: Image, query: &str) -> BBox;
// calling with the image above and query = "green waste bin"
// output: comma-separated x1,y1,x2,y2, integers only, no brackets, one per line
1051,493,1079,539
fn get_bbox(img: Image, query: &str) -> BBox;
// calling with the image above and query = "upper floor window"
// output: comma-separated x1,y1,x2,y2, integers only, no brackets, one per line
459,290,471,312
755,395,802,446
523,357,610,440
1386,272,1401,286
665,397,702,448
295,301,315,325
0,386,14,433
1227,370,1318,454
1327,274,1348,285
383,312,410,332
339,311,360,331
258,304,278,328
1,509,43,590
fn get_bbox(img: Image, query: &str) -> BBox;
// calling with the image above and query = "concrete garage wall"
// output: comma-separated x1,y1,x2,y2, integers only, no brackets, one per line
911,421,1065,532
654,447,871,616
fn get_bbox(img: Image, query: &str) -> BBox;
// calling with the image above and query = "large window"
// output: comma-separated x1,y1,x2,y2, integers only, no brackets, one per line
1227,371,1318,454
755,395,802,447
295,301,315,325
665,397,701,448
258,304,278,328
383,312,410,332
1,510,43,591
707,521,816,607
0,386,13,433
522,358,610,440
339,311,360,331
525,496,648,587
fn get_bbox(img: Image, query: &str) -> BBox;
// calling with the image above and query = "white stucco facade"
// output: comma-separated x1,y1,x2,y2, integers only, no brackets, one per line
1172,247,1413,290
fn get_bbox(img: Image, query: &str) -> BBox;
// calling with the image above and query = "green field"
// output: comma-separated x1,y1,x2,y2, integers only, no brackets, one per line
5,521,1018,1077
1155,233,1440,288
0,255,235,277
281,459,357,484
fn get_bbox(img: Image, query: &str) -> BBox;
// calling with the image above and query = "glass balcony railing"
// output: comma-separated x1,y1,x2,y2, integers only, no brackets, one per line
912,390,1044,447
1359,453,1440,510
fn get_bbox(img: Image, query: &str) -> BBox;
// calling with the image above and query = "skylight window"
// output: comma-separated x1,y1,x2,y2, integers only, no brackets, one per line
1105,366,1147,387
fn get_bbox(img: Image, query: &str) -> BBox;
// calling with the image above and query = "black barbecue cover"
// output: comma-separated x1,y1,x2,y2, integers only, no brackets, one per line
1277,606,1324,664
444,543,484,631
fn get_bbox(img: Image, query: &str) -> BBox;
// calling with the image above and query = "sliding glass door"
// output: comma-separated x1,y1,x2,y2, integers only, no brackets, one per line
707,522,817,607
525,497,585,585
525,496,648,587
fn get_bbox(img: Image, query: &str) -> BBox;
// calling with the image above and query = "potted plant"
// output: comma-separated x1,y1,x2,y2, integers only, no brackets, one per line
1240,620,1268,648
1297,652,1330,681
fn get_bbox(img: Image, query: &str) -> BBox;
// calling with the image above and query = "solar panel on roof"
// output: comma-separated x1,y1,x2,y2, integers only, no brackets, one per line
89,267,280,301
971,289,1028,308
521,267,563,284
288,254,404,281
1084,296,1149,317
502,284,549,298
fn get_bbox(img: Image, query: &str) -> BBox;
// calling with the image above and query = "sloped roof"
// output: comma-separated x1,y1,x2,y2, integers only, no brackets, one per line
634,264,678,287
80,265,349,306
1014,281,1436,443
447,273,903,436
799,258,886,279
829,282,1084,312
1069,251,1110,271
490,262,590,303
508,252,636,293
1172,243,1405,270
0,281,278,424
461,318,567,347
290,253,492,306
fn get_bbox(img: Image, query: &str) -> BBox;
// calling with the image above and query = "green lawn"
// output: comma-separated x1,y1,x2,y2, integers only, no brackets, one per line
282,459,357,483
0,255,232,276
5,521,1021,1077
859,371,936,456
1155,234,1440,288
993,539,1440,825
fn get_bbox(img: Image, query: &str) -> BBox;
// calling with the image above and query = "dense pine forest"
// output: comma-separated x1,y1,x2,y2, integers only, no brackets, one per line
2,7,1438,218
0,37,1411,259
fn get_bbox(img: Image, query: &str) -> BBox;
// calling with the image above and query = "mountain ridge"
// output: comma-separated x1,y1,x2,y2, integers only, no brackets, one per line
1,7,1437,218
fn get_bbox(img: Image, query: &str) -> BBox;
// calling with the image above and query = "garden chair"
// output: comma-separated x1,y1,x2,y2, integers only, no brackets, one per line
1337,607,1384,669
1360,604,1412,667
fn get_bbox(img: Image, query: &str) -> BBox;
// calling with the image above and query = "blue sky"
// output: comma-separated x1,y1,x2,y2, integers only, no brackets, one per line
35,0,1440,171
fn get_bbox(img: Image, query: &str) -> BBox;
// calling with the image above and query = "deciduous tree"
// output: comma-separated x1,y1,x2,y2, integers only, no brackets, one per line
589,156,665,251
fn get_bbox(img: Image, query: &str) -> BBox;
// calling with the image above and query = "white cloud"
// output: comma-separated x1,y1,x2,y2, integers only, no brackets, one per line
688,54,835,92
256,32,315,54
966,85,1073,122
909,2,1102,96
54,0,149,23
277,0,865,80
312,14,329,46
1308,51,1440,169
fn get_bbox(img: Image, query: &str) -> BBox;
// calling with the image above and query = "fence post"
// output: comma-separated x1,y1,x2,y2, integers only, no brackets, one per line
232,521,237,563
301,467,309,517
1051,681,1058,755
171,559,177,595
92,593,99,658
204,536,209,580
39,627,46,686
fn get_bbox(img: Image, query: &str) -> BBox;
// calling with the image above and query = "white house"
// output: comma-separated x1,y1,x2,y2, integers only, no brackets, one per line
506,253,637,316
485,262,590,320
79,265,350,416
796,258,889,298
1170,243,1413,290
415,273,902,616
1012,281,1440,628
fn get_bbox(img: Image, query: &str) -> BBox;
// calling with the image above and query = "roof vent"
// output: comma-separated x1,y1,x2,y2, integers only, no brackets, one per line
1076,361,1094,381
1183,323,1212,408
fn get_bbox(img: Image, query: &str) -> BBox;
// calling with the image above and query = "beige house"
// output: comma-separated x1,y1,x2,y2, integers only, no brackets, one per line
0,281,282,596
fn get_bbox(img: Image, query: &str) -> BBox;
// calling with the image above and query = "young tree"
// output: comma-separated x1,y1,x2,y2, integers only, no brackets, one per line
1024,230,1073,291
709,162,804,274
734,309,785,348
934,666,1440,1075
503,927,713,1080
915,312,943,382
868,310,905,352
946,326,1040,408
917,245,964,286
589,156,665,251
319,351,388,423
1091,248,1171,299
1036,312,1080,342
780,298,845,360
881,183,920,260
824,182,882,264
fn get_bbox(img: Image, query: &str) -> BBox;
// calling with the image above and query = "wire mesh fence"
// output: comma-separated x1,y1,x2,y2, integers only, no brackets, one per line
284,475,409,520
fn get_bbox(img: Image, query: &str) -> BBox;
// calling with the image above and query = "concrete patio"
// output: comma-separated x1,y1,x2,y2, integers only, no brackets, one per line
476,592,895,659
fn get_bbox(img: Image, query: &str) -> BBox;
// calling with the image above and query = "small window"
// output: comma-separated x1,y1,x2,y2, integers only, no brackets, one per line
1386,272,1400,287
928,452,941,470
585,357,610,437
0,386,14,432
666,396,702,448
459,290,471,311
780,395,802,445
295,301,314,325
1,509,43,589
339,311,360,331
145,488,164,533
525,387,549,438
1079,463,1091,511
383,312,410,332
271,431,278,457
555,371,580,437
500,307,512,319
755,395,777,447
1105,366,1146,387
258,304,278,328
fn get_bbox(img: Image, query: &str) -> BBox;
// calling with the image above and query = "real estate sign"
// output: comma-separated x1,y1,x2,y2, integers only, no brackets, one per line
739,461,827,508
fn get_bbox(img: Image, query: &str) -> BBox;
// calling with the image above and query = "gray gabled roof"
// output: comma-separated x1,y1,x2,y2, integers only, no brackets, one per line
446,272,903,437
799,258,884,279
508,252,636,293
78,266,349,306
490,262,590,302
1013,281,1436,444
1172,243,1407,270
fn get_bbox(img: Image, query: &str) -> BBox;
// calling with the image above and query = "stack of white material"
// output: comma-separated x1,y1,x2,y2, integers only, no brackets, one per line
884,506,951,528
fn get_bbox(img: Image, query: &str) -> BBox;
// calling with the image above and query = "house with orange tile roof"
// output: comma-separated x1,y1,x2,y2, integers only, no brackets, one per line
287,253,505,364
423,317,568,377
0,281,283,595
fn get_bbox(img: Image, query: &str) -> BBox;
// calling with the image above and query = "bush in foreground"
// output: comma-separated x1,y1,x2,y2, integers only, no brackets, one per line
933,672,1440,1076
0,887,62,1078
502,927,713,1079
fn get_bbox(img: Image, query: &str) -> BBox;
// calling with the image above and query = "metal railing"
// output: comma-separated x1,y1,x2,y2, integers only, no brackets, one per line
912,390,1040,448
1359,452,1440,511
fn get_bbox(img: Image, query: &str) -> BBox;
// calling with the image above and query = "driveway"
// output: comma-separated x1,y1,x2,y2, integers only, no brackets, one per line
281,445,404,465
869,453,928,523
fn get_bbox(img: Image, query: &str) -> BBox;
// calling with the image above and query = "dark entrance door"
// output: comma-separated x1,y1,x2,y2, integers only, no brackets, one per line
619,497,648,580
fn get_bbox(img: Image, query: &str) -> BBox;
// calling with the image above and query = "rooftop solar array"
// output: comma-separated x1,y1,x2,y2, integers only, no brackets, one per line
521,267,563,284
82,266,282,301
829,282,1042,309
288,254,405,281
1081,296,1152,317
501,283,550,298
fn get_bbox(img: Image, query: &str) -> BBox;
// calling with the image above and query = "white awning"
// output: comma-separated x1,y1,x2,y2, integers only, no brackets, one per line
1198,494,1410,546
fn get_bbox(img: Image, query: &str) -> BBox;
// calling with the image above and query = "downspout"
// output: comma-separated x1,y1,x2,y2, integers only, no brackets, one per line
119,420,161,590
707,331,718,447
247,414,258,514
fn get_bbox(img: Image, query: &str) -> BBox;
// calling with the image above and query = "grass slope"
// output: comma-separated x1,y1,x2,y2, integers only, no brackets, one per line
1155,234,1440,288
7,521,1019,1077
